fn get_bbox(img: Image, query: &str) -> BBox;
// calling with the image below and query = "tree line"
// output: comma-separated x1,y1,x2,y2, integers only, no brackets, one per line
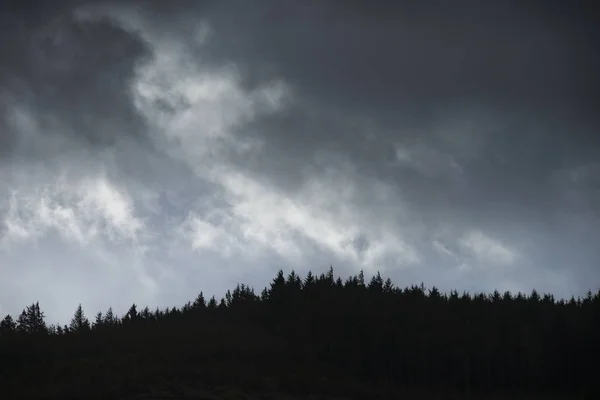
1,267,599,398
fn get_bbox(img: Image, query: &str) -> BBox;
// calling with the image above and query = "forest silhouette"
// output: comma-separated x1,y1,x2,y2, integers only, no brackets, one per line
1,267,599,399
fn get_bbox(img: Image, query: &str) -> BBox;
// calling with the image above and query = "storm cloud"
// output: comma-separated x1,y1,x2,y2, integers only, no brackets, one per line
1,0,598,324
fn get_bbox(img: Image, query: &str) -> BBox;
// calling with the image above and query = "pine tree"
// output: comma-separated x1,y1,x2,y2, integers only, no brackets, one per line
16,302,47,334
69,304,90,333
368,271,384,292
30,302,47,334
104,307,117,326
16,310,28,333
260,287,269,301
207,296,218,309
229,283,257,308
124,304,138,323
268,269,286,303
0,314,16,335
47,324,58,335
192,292,206,309
287,271,302,290
303,270,315,289
218,298,227,309
383,278,395,294
93,312,103,329
325,266,334,285
357,269,365,286
141,306,152,320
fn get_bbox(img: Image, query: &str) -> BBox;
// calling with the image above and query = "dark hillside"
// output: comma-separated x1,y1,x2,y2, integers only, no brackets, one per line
1,268,599,399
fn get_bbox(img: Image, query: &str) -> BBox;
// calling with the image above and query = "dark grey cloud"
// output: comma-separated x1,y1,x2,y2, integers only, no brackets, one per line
192,2,599,292
1,0,153,157
196,0,599,290
195,0,599,208
203,0,598,119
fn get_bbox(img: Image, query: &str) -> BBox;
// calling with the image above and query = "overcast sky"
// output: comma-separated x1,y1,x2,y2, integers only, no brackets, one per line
1,0,599,325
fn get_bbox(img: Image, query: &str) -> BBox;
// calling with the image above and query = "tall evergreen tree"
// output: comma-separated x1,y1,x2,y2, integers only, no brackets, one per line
0,314,16,335
218,298,227,309
207,296,218,309
268,269,286,303
69,304,90,333
123,304,138,323
16,302,47,334
192,292,206,309
357,269,365,286
141,306,152,320
103,307,117,326
368,271,384,292
303,270,315,288
93,312,103,329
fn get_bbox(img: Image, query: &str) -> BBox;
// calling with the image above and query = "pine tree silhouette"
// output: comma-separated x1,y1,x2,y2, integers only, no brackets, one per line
0,315,16,335
103,307,117,326
123,304,138,324
69,304,90,333
207,296,218,309
16,302,46,334
93,312,103,329
192,292,206,309
1,267,599,398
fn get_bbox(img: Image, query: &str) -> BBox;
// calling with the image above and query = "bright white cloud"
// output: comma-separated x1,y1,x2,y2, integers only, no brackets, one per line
432,240,458,261
179,168,420,270
76,177,144,243
127,28,421,271
1,173,144,250
179,210,246,259
459,230,519,266
129,20,289,171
